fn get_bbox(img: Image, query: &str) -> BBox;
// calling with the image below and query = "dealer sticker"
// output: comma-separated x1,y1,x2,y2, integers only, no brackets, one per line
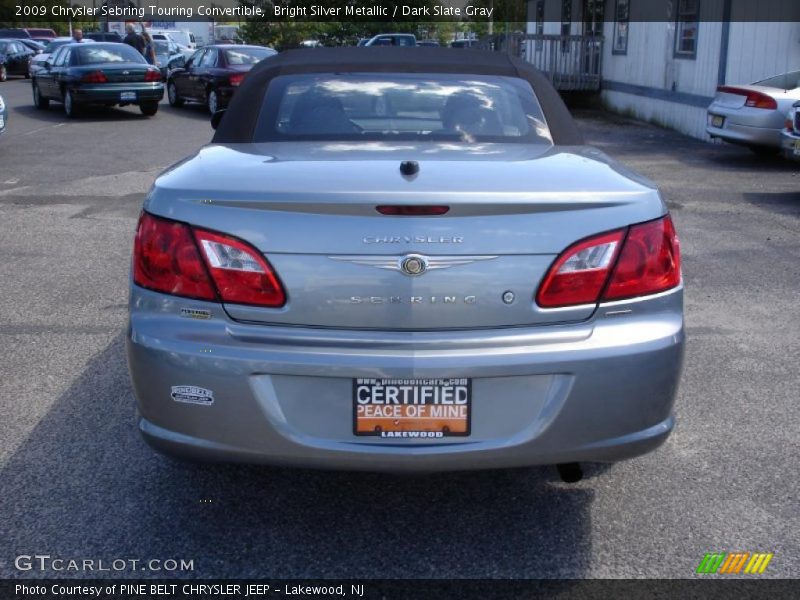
171,385,214,406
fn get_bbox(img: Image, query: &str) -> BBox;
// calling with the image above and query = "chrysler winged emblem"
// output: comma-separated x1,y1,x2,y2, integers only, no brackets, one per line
328,254,497,276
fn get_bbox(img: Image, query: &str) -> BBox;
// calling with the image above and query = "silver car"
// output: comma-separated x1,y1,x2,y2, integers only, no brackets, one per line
707,70,800,155
0,93,6,136
127,48,684,478
780,101,800,162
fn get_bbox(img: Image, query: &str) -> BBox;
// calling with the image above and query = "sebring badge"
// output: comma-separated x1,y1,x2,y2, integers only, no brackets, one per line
329,254,497,276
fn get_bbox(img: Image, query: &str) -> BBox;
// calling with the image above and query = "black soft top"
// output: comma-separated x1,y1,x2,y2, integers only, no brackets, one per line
212,47,583,145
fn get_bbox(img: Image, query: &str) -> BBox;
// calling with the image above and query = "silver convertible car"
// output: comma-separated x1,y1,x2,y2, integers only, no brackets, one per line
128,48,684,479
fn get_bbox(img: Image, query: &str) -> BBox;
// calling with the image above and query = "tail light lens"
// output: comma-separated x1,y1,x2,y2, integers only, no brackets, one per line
193,229,285,307
144,69,162,82
536,216,680,308
603,216,681,301
81,70,107,83
536,230,624,307
717,85,778,110
133,213,286,307
133,213,216,301
229,73,245,87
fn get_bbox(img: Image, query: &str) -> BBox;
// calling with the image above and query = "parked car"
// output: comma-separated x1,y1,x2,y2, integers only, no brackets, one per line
150,29,195,50
0,28,31,39
0,39,35,81
85,32,123,43
32,42,164,118
417,39,440,47
779,101,800,162
152,39,183,79
129,48,684,477
25,28,57,40
19,39,46,54
450,39,478,48
167,44,276,113
707,69,800,155
0,94,6,137
29,37,94,78
364,33,417,47
356,38,370,47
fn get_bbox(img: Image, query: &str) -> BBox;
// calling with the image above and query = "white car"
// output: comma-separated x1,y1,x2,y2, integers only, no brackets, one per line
707,69,800,155
150,30,195,50
28,37,93,77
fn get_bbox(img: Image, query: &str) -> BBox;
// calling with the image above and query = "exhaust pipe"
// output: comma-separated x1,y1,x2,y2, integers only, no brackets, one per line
556,462,583,483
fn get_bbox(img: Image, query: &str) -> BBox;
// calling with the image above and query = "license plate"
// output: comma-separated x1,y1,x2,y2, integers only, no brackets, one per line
0,116,4,129
353,378,471,438
794,141,800,156
711,115,724,128
120,92,136,101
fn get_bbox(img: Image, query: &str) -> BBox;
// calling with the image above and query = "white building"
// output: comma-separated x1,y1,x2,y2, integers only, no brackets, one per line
524,0,800,139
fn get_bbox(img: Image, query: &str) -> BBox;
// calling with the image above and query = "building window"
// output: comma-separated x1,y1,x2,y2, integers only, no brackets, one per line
674,0,700,58
561,0,572,52
535,0,545,51
612,0,630,55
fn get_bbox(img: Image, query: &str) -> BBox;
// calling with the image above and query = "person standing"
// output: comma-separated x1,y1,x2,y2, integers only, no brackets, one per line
72,28,84,43
123,24,145,55
141,30,156,65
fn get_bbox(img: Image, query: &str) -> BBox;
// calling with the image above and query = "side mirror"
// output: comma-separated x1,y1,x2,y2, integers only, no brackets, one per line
210,109,226,130
44,60,52,69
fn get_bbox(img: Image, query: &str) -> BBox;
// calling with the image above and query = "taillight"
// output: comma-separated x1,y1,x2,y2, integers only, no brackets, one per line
133,213,286,307
229,73,245,87
81,70,107,83
603,216,681,301
144,69,162,82
193,229,285,307
133,213,216,301
717,85,777,110
536,216,681,308
536,230,624,307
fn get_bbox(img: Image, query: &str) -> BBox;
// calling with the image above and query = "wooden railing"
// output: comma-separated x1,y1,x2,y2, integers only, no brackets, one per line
481,34,604,92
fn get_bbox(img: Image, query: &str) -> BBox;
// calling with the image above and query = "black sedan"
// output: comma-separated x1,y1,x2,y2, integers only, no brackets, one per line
0,39,36,81
31,43,164,118
167,44,276,113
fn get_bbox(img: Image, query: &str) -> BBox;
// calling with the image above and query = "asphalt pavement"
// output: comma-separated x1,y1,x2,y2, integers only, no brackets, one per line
0,77,798,579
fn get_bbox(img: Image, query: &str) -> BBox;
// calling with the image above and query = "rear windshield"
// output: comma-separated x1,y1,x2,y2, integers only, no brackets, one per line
753,70,800,90
254,73,552,145
75,44,145,65
225,47,272,65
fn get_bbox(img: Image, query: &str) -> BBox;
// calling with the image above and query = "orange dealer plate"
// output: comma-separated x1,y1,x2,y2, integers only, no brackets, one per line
353,378,471,438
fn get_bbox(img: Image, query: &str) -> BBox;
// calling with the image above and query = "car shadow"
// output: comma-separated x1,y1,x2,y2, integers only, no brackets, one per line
159,103,214,122
0,333,594,579
742,191,800,217
13,103,159,123
576,109,798,173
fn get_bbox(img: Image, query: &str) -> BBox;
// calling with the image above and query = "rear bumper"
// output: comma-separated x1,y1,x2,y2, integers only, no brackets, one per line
71,83,164,105
706,104,782,147
215,85,236,107
780,130,800,162
706,122,781,147
128,285,685,472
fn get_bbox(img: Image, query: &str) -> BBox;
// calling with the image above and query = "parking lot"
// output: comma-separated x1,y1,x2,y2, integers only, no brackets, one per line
0,76,798,578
